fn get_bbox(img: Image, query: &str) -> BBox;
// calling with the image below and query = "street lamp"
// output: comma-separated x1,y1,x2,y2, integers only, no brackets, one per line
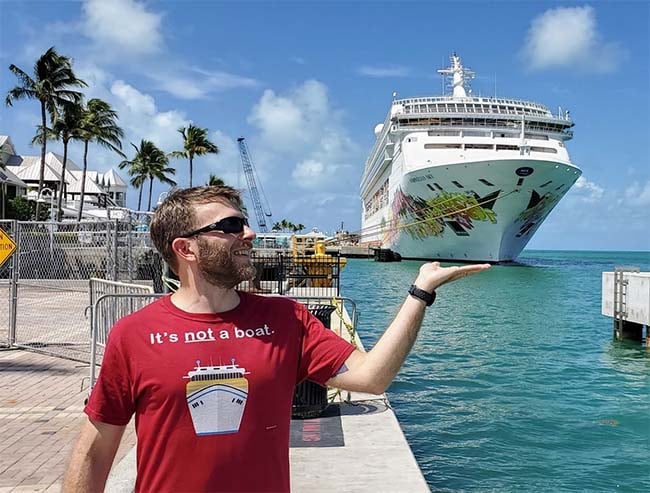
37,187,55,221
37,187,56,277
156,191,170,207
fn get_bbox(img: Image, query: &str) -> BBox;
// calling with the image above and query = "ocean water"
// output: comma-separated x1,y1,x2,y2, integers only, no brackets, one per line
340,251,650,493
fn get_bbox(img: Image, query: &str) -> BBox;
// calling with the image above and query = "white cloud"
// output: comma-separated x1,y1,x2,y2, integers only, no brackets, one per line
357,65,410,78
82,0,163,56
521,6,623,73
292,159,325,184
247,80,359,190
572,175,604,202
623,180,650,207
110,80,189,152
147,67,259,100
197,131,244,189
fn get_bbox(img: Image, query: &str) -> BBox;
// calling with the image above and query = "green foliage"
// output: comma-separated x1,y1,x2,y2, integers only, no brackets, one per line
171,124,219,187
5,196,51,221
271,219,305,233
207,174,225,187
5,46,87,218
120,140,176,211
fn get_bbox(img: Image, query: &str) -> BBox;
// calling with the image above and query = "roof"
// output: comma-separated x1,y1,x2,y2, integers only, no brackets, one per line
67,170,106,195
0,166,27,187
10,161,63,182
102,168,128,188
6,152,81,175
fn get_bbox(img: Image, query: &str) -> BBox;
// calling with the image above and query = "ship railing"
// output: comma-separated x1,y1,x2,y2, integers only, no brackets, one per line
395,95,552,113
361,111,394,187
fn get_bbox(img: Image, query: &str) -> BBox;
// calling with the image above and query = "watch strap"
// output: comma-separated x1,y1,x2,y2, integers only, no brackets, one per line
408,284,436,306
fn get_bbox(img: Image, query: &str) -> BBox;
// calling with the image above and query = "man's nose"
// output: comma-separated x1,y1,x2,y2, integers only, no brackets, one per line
241,225,256,240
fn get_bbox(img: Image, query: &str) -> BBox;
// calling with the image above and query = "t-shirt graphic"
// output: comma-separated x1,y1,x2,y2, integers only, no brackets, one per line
183,358,249,436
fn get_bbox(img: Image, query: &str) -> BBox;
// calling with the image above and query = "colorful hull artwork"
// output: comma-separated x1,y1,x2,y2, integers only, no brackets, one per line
184,361,249,436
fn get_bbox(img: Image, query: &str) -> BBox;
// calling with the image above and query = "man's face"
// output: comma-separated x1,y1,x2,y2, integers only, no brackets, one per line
191,202,257,289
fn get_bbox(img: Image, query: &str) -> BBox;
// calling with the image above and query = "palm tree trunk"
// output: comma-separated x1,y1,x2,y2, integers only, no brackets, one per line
138,185,143,211
189,154,193,188
147,178,154,211
36,100,47,219
77,140,89,221
57,139,68,222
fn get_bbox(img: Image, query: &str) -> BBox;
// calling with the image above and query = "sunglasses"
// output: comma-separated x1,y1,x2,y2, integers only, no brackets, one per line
179,216,249,238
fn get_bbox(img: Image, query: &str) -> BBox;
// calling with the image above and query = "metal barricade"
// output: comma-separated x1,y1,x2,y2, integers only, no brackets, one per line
89,280,161,389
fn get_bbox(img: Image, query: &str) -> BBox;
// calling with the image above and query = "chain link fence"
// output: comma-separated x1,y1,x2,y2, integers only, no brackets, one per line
0,220,16,347
2,215,162,362
2,214,349,362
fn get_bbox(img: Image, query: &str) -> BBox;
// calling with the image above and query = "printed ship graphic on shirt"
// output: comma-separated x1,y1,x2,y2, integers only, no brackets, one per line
183,360,249,436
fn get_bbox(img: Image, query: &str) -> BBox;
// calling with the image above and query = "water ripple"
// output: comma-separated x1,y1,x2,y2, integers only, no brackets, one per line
341,251,650,492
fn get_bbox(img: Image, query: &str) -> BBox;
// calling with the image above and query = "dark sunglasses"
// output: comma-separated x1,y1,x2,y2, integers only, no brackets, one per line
179,216,249,238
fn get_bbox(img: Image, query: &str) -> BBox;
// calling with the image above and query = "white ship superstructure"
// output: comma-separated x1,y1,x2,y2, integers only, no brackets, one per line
184,360,249,436
360,54,582,262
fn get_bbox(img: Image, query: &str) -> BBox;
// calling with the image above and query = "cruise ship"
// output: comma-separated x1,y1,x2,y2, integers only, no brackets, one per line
184,360,249,436
360,54,582,262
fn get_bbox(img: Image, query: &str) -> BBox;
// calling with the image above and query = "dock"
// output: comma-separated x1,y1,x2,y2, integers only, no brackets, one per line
602,268,650,342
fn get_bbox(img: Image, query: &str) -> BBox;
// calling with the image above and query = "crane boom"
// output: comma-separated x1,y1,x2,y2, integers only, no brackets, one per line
237,137,272,232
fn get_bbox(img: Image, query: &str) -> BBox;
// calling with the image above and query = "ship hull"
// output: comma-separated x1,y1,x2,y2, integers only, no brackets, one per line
186,380,248,435
362,158,581,262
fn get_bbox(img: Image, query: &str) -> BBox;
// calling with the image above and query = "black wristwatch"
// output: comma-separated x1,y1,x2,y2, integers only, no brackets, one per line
408,284,436,306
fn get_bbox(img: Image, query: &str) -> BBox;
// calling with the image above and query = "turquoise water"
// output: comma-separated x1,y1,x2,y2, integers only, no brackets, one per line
341,251,650,492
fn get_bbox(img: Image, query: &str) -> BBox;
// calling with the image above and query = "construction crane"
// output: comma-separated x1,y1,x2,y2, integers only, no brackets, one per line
237,137,273,232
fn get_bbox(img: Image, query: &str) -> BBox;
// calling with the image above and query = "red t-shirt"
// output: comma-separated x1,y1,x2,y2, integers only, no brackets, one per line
85,292,355,493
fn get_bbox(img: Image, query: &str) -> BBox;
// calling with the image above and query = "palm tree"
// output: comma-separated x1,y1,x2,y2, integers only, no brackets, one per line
32,101,84,221
120,140,176,211
207,174,225,187
170,124,219,187
293,223,305,233
5,46,86,217
77,98,125,221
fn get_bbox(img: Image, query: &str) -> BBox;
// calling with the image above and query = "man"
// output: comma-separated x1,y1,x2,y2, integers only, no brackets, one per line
63,186,489,492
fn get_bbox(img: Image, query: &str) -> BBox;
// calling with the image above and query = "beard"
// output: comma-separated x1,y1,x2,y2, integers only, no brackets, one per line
196,237,256,289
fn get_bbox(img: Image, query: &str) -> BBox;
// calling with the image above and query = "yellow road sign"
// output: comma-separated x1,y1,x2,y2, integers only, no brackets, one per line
0,227,17,268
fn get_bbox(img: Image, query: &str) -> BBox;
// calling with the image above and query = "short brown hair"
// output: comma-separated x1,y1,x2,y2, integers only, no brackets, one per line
150,186,244,272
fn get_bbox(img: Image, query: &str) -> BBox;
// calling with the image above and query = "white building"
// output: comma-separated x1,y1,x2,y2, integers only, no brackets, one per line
0,134,128,218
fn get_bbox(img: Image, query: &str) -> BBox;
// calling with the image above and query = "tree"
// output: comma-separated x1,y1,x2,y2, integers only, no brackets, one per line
207,174,225,187
33,101,84,221
5,46,86,218
170,124,219,187
77,98,125,220
120,140,176,211
272,219,298,232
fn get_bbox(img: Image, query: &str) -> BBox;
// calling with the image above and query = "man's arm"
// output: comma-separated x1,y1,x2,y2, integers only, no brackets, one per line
327,261,490,394
62,417,126,493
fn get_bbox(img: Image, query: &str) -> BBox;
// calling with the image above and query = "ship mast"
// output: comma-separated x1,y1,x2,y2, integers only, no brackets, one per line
438,53,475,98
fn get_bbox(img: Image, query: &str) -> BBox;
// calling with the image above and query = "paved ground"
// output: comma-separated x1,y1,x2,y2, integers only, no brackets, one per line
0,349,136,492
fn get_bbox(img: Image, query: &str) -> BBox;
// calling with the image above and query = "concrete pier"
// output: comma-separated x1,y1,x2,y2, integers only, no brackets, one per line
602,269,650,342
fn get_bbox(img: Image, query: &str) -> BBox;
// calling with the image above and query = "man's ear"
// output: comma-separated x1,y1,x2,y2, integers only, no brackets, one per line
171,237,198,263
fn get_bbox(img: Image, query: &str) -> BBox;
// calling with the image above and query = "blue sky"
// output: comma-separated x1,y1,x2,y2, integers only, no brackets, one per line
1,0,648,251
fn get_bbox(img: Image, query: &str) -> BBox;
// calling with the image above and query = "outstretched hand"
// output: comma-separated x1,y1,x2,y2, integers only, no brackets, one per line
414,262,491,293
